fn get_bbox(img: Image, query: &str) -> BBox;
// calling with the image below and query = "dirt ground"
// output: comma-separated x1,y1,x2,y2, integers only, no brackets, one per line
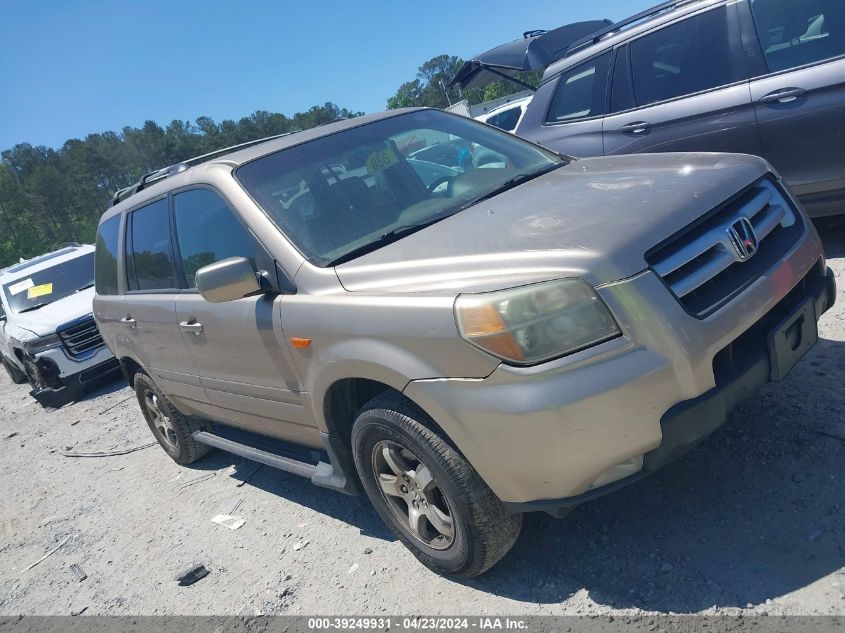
0,225,843,617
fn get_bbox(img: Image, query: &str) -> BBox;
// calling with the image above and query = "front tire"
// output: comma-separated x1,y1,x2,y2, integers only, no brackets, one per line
134,371,212,465
2,355,29,385
351,393,521,577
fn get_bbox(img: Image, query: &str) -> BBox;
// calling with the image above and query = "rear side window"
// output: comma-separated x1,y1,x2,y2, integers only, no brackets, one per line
545,53,611,123
630,7,746,106
95,215,121,295
750,0,845,72
173,189,260,288
126,198,178,291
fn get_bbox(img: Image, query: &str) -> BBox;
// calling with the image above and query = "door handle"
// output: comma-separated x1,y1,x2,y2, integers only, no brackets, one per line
620,121,651,135
179,320,204,336
120,316,136,328
759,87,806,104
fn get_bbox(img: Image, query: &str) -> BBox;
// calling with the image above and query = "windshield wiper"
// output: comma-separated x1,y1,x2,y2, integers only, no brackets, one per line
18,303,50,313
328,214,456,266
457,163,564,211
75,283,95,293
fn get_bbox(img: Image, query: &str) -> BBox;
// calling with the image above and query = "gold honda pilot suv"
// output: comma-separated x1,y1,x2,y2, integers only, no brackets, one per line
93,108,836,576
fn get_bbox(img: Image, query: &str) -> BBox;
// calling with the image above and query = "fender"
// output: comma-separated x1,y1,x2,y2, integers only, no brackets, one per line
304,338,449,432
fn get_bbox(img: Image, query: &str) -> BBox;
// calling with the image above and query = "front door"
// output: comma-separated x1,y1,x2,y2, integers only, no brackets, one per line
603,4,765,158
170,187,317,446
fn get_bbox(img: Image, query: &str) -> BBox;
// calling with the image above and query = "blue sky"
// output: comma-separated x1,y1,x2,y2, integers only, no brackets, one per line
0,0,646,150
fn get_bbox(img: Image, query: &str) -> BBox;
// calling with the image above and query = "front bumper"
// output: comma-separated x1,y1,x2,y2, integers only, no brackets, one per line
26,345,120,407
404,224,831,509
510,264,835,515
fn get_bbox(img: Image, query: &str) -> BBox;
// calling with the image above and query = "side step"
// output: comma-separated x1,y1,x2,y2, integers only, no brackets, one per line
193,431,318,478
192,426,361,496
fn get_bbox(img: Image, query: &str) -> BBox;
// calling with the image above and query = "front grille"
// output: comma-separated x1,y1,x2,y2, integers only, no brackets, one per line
646,177,805,317
58,316,105,358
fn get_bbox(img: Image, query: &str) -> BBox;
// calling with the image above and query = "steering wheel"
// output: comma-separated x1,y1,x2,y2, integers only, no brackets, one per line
426,175,454,195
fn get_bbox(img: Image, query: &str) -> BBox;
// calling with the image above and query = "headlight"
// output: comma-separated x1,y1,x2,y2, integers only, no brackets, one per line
23,333,62,355
455,279,621,365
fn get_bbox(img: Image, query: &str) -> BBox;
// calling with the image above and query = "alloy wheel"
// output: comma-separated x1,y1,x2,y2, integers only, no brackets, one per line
371,440,455,550
144,391,178,450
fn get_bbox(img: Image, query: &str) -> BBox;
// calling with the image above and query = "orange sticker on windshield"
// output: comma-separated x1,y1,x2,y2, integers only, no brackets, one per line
27,283,53,299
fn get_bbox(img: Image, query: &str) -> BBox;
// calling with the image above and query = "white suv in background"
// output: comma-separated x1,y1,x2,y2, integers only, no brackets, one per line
0,244,119,406
474,96,532,132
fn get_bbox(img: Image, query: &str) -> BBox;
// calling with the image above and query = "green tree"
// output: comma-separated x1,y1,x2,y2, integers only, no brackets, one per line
0,102,362,268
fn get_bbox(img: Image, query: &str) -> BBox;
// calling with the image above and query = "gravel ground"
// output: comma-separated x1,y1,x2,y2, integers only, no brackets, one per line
0,225,843,617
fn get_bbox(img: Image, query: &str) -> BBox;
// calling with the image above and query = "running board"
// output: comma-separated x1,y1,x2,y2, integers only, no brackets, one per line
193,431,318,479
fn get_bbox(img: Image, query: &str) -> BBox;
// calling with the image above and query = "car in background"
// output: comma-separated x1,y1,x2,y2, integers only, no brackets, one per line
0,244,119,406
457,0,845,218
475,96,533,133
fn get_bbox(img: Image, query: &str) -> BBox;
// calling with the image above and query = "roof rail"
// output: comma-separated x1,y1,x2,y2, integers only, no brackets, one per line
111,132,296,207
565,0,699,56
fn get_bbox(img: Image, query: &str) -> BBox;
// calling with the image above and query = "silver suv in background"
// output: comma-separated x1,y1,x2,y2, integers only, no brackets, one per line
458,0,845,218
0,244,119,406
94,109,835,576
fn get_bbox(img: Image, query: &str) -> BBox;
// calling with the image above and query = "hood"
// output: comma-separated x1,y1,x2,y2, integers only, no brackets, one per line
8,286,95,338
450,20,612,91
335,153,772,293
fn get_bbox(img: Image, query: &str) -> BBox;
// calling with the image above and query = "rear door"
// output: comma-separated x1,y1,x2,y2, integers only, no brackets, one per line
744,0,845,215
170,187,317,447
603,3,765,157
119,197,206,410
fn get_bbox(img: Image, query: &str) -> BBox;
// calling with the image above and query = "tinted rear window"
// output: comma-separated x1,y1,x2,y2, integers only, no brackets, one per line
630,7,745,106
95,216,121,295
126,198,178,291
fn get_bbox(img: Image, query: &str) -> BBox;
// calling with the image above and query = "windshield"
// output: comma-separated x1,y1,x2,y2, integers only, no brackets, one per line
236,109,562,266
2,252,95,313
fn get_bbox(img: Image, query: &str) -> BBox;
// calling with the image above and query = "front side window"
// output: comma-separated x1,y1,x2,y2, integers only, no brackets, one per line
545,53,611,123
1,252,95,314
236,109,561,266
630,7,746,106
173,189,260,288
95,216,121,295
750,0,845,73
126,198,178,291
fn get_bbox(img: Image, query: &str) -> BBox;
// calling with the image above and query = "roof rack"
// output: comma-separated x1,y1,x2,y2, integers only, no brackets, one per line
565,0,700,56
111,132,296,207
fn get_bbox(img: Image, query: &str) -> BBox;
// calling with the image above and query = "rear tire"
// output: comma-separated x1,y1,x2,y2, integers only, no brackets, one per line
134,371,213,465
351,392,521,577
2,355,29,385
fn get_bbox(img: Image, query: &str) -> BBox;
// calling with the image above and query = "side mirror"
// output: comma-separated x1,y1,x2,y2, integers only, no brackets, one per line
196,257,262,304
